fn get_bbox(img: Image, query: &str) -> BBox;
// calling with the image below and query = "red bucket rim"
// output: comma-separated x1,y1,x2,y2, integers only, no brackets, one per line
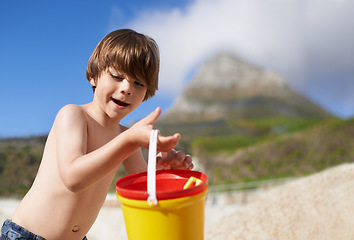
116,170,208,201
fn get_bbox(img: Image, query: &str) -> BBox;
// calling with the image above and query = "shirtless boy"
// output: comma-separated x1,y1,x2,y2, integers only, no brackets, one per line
1,29,193,240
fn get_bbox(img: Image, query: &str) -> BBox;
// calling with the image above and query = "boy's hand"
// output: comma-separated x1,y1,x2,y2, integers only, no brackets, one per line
156,149,194,170
128,107,180,152
127,107,193,171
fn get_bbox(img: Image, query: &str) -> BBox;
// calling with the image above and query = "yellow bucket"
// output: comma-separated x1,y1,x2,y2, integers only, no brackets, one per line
116,130,208,240
116,170,208,240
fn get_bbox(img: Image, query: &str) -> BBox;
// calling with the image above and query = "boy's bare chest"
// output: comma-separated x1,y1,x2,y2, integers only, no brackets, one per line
86,122,121,153
87,132,117,153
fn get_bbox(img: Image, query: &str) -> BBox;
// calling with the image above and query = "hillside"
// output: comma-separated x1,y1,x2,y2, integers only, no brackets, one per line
0,119,352,197
155,52,352,185
196,118,354,185
0,136,46,196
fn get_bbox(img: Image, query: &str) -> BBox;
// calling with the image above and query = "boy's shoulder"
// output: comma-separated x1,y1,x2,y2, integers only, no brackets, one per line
54,104,88,128
57,104,86,118
119,124,129,132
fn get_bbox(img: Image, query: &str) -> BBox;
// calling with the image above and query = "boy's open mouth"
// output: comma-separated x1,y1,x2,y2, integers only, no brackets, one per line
112,98,130,107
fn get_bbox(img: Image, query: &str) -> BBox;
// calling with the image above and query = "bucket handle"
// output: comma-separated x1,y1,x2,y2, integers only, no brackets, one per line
147,129,158,206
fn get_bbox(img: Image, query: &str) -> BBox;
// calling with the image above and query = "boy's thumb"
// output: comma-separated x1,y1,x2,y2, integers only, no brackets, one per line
144,107,161,124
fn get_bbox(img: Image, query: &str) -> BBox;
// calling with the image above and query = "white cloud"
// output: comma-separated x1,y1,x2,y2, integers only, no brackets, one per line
111,0,354,117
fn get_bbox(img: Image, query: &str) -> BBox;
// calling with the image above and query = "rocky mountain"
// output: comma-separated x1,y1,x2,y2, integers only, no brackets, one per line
155,53,332,152
160,53,330,122
153,53,351,186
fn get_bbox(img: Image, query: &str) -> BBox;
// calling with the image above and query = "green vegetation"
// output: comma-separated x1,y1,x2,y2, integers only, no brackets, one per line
192,135,267,155
196,118,354,185
0,136,128,197
191,117,323,155
0,118,353,198
231,117,323,134
0,137,46,197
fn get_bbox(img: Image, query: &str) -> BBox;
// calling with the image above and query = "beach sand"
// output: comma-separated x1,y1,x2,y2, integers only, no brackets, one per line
205,163,354,240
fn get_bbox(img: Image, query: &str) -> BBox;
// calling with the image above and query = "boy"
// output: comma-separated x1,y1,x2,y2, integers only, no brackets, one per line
1,29,193,240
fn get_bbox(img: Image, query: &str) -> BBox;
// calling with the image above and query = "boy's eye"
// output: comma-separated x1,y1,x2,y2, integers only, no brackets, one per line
111,74,124,80
111,73,145,87
134,81,145,87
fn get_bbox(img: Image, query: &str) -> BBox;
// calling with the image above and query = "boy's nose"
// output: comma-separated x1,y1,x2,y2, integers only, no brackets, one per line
120,79,131,95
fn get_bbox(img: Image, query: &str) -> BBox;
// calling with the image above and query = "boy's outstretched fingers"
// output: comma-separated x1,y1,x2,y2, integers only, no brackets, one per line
156,149,194,170
128,107,163,150
174,151,193,169
179,154,194,170
156,133,180,153
142,107,161,125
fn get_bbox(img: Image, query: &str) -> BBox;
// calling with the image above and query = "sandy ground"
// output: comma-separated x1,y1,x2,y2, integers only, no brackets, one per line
205,163,354,240
1,163,353,239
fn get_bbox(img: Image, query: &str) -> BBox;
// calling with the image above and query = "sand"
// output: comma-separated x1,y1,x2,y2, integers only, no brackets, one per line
205,163,354,240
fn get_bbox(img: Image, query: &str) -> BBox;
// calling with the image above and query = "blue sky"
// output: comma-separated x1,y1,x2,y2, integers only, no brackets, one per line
0,0,188,137
1,0,354,137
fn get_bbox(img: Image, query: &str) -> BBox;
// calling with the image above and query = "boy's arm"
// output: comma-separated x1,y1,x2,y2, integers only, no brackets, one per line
118,125,147,174
54,105,178,192
123,149,147,174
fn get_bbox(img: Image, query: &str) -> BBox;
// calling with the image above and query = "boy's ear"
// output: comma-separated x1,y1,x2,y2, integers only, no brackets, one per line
90,78,97,87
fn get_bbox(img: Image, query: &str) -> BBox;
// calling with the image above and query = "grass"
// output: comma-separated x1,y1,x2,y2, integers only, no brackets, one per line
196,118,354,185
191,117,324,156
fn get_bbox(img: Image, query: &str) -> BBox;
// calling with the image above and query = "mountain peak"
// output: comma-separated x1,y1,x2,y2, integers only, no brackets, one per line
161,53,330,121
188,53,288,91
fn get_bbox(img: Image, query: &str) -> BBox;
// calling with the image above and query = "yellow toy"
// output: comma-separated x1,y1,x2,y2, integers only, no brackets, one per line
116,130,208,240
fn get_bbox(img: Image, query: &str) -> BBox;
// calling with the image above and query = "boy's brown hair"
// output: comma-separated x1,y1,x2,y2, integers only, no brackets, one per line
86,29,160,101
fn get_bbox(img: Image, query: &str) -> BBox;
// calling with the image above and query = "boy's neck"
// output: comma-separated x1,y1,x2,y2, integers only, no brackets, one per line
82,103,121,131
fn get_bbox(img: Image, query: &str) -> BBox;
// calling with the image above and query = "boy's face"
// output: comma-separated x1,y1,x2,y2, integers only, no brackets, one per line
90,68,147,121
